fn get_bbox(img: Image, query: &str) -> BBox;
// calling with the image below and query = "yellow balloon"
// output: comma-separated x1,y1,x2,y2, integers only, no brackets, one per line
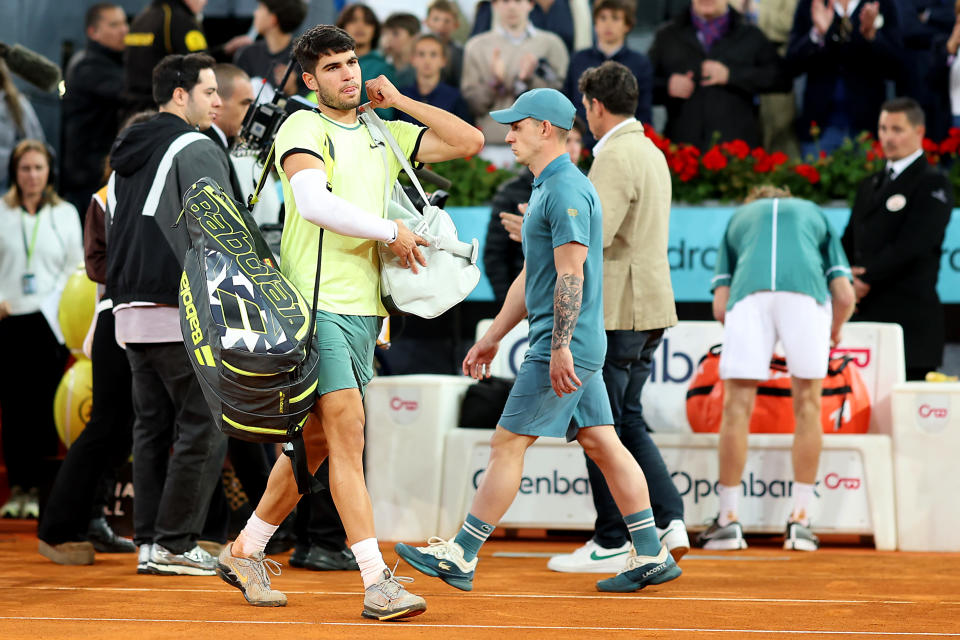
54,358,93,447
58,267,97,354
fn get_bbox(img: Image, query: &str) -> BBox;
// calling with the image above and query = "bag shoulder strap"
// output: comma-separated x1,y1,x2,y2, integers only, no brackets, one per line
359,105,430,205
250,109,335,209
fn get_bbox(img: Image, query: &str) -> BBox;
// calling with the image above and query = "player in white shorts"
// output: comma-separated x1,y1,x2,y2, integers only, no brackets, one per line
697,186,856,552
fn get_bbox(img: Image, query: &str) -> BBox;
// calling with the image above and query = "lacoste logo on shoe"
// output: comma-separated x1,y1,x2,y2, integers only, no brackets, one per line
438,561,452,571
642,564,665,578
590,550,628,561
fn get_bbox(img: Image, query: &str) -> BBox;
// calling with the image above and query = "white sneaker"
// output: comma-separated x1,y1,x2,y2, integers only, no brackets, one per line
547,539,632,573
656,519,690,562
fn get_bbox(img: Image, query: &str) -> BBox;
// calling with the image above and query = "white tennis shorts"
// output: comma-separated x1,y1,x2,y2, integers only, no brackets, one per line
719,291,831,380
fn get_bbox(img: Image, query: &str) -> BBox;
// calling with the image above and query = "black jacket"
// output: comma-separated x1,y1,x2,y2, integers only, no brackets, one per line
842,155,953,370
786,0,902,143
106,112,234,306
648,8,785,150
61,41,124,195
123,0,207,112
483,168,532,303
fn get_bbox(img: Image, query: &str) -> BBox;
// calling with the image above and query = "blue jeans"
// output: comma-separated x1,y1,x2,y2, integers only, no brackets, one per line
586,329,684,548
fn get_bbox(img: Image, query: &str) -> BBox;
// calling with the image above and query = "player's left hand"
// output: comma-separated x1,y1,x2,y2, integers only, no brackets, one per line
364,75,402,110
549,347,581,397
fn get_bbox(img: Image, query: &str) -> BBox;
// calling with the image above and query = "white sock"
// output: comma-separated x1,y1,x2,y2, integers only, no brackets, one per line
790,482,815,526
238,513,279,556
717,484,740,526
351,538,388,589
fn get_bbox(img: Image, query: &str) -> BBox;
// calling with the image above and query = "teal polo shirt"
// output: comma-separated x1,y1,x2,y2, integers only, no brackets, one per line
521,154,606,370
712,197,853,309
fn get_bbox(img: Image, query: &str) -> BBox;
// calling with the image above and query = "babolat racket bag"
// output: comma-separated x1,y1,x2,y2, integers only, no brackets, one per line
177,177,322,443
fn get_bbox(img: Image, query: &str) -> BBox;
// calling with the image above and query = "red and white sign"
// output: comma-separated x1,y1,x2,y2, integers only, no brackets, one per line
915,395,950,433
388,390,421,424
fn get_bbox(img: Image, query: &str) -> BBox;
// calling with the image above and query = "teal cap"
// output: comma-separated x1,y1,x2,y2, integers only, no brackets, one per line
489,88,576,130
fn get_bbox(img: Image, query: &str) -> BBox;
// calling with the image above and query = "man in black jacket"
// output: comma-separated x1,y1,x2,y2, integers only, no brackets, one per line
843,97,953,380
107,53,234,576
60,3,128,220
648,0,785,150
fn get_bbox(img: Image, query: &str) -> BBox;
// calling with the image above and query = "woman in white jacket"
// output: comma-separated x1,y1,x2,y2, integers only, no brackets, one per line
0,139,82,519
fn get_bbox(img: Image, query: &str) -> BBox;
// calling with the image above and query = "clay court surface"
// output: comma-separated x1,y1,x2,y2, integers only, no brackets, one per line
1,525,958,640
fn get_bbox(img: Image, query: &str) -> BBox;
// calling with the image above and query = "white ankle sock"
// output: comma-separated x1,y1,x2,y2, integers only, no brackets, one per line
238,513,279,556
351,538,388,589
790,482,815,526
717,484,740,526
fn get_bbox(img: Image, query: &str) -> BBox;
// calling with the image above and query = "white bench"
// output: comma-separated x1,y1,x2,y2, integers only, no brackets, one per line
891,381,960,551
364,322,906,549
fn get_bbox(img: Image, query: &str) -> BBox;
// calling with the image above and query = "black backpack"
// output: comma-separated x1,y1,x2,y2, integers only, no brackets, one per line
177,177,322,444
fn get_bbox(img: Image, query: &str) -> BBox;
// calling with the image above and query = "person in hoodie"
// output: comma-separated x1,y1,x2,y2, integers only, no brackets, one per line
60,3,128,220
106,52,233,577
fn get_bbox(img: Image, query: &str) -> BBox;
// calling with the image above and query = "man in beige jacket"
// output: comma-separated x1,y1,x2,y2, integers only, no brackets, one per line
548,61,689,573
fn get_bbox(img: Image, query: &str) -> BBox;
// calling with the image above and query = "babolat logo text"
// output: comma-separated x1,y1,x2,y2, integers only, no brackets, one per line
473,469,590,495
671,471,820,503
179,272,202,345
185,190,301,319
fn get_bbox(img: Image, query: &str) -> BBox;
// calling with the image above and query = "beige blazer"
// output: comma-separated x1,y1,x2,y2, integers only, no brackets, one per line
588,121,678,332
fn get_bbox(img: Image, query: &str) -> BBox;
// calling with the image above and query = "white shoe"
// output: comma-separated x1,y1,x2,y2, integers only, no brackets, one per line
547,539,632,573
656,519,690,562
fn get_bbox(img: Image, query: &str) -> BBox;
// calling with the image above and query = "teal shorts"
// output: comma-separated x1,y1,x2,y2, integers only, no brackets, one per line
499,358,614,442
314,310,382,397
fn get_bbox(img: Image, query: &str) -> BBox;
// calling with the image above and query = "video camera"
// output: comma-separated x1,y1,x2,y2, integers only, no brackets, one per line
233,59,312,166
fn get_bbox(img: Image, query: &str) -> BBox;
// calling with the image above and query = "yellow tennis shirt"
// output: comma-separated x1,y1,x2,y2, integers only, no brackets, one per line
274,109,425,317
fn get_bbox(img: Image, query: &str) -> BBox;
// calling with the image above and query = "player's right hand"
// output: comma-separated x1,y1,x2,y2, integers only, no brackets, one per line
389,220,429,273
463,337,499,379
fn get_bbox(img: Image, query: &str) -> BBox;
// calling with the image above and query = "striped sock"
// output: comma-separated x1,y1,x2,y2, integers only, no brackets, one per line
624,509,661,557
453,513,494,562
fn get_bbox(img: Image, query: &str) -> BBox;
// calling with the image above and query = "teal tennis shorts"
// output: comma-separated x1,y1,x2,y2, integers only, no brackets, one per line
314,310,382,397
499,358,614,441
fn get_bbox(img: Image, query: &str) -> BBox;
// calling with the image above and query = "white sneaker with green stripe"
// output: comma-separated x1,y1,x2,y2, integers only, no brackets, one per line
546,539,632,573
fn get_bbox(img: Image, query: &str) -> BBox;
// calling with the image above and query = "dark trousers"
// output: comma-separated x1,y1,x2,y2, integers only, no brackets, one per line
295,459,349,550
587,329,684,548
202,438,273,543
0,312,66,490
127,342,227,554
38,310,133,544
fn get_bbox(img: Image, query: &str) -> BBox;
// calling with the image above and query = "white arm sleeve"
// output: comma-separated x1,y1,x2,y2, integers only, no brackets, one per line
289,168,398,243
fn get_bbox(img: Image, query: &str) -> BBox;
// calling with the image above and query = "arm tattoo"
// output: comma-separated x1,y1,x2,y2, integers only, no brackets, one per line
552,273,583,350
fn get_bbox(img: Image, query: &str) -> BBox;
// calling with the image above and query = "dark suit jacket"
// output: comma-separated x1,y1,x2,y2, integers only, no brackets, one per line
842,154,953,370
649,8,786,150
787,0,903,143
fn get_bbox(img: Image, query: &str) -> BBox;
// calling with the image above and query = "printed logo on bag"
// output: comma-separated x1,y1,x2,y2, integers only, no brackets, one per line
823,472,861,490
916,395,950,433
388,390,421,424
829,347,871,368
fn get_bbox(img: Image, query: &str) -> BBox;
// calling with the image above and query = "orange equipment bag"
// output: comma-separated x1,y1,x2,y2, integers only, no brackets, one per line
686,345,871,434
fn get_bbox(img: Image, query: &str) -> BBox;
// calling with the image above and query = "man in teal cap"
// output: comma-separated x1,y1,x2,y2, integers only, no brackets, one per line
395,88,682,594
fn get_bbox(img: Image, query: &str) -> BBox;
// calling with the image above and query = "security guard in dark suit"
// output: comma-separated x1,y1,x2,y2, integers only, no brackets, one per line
842,97,953,380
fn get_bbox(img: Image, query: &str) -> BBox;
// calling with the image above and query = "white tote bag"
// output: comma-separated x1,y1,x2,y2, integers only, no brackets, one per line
360,108,480,319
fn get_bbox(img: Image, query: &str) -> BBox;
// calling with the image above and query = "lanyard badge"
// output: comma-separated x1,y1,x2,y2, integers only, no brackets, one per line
20,209,41,295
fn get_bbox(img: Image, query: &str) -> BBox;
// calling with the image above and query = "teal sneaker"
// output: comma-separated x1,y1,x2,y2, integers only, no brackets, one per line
394,537,477,591
596,545,682,593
